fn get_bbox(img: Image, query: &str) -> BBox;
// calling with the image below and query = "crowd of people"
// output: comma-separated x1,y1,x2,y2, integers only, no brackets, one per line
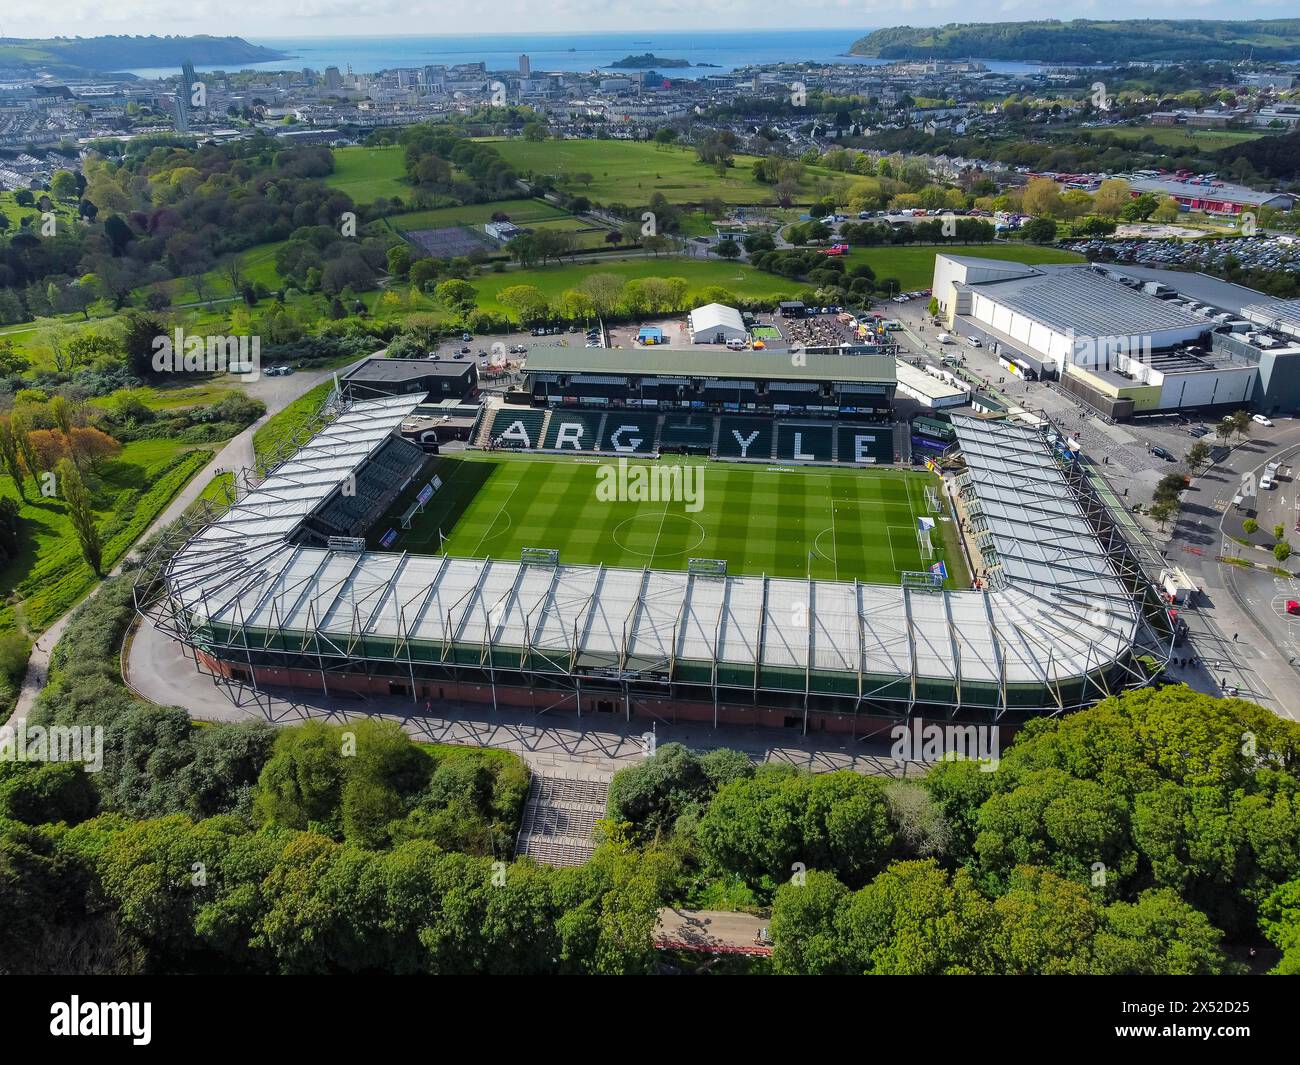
781,316,855,349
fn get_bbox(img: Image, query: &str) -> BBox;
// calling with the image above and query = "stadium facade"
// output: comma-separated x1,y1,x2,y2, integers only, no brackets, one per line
136,385,1173,733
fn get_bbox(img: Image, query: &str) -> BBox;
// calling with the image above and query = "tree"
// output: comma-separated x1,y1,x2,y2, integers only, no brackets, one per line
497,284,548,326
434,279,477,316
769,871,851,975
1229,410,1252,442
1151,196,1181,224
577,274,625,318
1093,178,1132,219
1186,441,1211,470
1149,499,1177,532
386,244,412,280
55,458,102,576
1022,177,1063,219
0,418,25,499
50,170,78,201
1020,217,1057,244
840,860,998,975
1275,542,1292,563
713,238,740,260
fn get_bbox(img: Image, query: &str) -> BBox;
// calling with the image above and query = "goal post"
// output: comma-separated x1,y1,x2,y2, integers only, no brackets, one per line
916,526,934,561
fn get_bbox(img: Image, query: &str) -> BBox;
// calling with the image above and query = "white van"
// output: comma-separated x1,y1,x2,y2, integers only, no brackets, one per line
726,338,747,350
936,333,954,345
966,336,982,348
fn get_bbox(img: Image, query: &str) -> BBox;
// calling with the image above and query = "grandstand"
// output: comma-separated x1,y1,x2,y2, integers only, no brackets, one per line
658,413,714,455
542,409,605,451
298,434,430,544
139,388,1174,731
526,346,896,417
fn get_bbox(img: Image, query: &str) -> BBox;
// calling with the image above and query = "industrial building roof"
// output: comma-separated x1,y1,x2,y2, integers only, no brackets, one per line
1242,298,1300,338
969,267,1206,338
160,395,1144,711
1127,177,1295,208
524,346,897,384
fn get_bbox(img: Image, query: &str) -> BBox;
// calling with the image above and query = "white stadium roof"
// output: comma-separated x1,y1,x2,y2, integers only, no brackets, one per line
158,395,1147,712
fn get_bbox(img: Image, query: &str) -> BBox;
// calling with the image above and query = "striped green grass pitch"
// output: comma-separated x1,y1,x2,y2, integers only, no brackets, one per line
374,454,968,586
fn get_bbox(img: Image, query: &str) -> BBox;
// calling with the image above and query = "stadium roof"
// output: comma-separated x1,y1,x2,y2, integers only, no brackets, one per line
344,358,476,385
156,396,1146,713
524,346,896,384
968,267,1205,338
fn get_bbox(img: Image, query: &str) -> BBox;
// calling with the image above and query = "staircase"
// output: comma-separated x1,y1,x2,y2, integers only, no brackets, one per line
514,773,611,867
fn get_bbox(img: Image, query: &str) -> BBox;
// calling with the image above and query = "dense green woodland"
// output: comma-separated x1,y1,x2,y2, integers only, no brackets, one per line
851,20,1300,63
1,537,1298,973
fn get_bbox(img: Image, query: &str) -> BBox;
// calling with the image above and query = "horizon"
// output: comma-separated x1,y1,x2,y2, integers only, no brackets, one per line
5,4,1296,41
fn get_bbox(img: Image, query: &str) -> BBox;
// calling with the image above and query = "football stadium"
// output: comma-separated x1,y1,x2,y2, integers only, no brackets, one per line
137,351,1175,734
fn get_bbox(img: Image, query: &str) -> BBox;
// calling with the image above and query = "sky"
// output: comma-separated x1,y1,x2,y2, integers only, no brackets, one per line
4,0,1294,41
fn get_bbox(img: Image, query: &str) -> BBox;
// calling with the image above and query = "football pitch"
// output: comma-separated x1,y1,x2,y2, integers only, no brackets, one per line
372,455,968,587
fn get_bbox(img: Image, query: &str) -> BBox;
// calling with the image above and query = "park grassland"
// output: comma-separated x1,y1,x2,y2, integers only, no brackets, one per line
482,139,882,206
466,257,793,313
0,439,213,637
376,453,968,587
327,145,411,202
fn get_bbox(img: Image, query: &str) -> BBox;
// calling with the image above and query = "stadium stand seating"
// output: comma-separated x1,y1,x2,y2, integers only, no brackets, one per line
300,436,428,541
775,421,834,463
836,424,894,465
715,416,774,461
600,412,659,454
484,407,548,449
657,414,714,454
542,409,606,451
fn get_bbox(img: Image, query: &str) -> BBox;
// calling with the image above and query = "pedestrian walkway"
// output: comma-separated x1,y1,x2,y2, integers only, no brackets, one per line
515,774,611,866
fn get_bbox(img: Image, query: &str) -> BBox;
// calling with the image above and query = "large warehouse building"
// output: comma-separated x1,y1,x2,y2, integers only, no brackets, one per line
138,390,1171,729
931,254,1300,419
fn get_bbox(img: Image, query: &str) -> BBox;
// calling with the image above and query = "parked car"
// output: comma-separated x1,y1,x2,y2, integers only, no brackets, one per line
1252,414,1274,427
461,333,472,342
1151,446,1175,462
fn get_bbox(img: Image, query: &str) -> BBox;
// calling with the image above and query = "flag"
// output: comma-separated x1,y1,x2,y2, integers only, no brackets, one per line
930,561,948,580
918,516,936,532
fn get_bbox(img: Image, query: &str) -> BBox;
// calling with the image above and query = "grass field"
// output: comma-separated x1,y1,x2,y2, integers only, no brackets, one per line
327,146,411,202
374,454,967,586
483,139,880,207
468,258,795,313
1102,126,1267,150
0,439,212,636
847,243,1085,289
